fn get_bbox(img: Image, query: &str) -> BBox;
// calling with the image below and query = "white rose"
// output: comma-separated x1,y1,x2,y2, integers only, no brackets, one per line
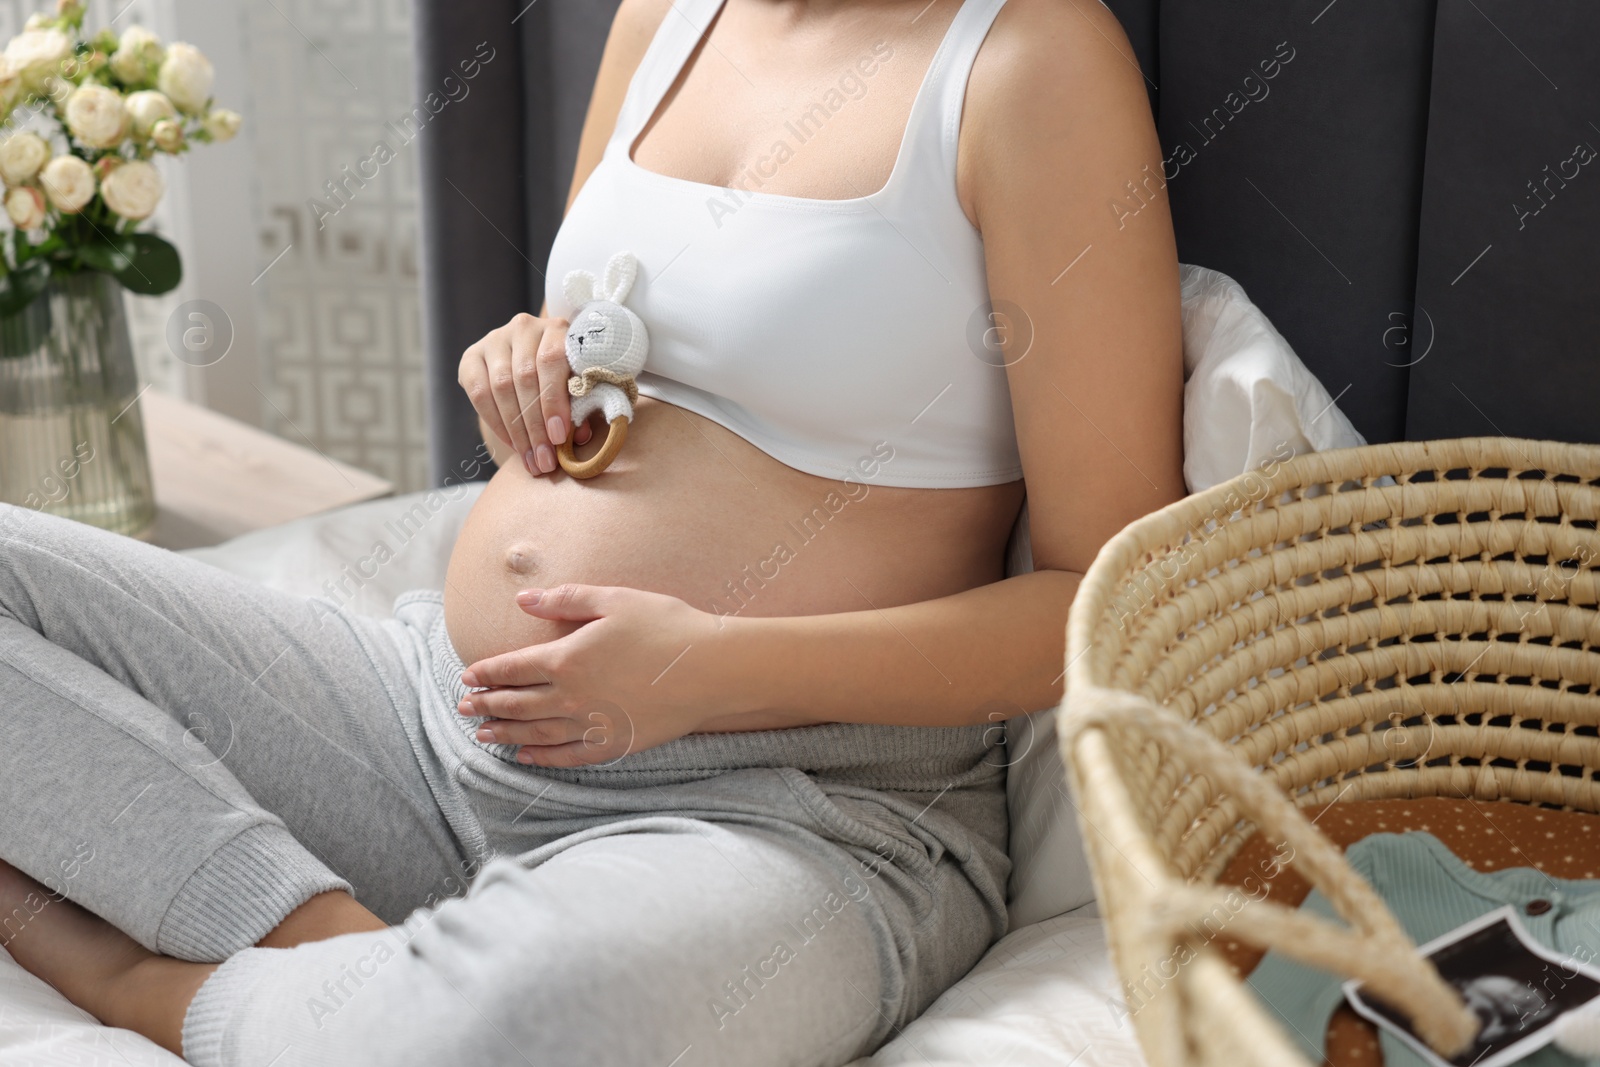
99,158,162,219
157,42,211,114
0,56,19,115
39,153,93,213
110,25,162,87
23,13,50,32
125,89,175,134
4,28,73,90
5,185,45,230
151,118,183,153
38,74,72,108
203,107,241,143
0,131,51,185
64,84,128,149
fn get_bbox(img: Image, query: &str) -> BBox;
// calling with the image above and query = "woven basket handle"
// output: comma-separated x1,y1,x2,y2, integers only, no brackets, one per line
1063,688,1480,1058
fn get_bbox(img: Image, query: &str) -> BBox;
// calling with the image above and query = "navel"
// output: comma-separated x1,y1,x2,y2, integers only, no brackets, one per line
503,544,537,575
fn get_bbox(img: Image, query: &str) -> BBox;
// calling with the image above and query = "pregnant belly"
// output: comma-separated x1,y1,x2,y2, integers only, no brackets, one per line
442,398,1023,679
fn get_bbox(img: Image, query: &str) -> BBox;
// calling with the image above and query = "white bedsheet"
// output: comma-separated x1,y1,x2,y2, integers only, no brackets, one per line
0,954,182,1065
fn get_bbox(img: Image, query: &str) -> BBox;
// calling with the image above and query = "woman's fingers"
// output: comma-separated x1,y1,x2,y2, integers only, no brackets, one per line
459,343,512,449
517,706,637,767
508,314,552,474
456,682,557,720
457,684,636,756
458,313,580,475
485,325,534,458
533,318,572,473
470,714,587,747
460,645,553,690
514,584,614,622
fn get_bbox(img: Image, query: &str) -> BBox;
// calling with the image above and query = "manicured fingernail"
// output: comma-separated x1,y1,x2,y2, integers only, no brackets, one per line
523,450,535,475
461,669,479,687
535,444,556,473
517,748,536,764
546,416,567,445
575,420,592,445
476,727,497,743
457,699,474,716
516,589,543,607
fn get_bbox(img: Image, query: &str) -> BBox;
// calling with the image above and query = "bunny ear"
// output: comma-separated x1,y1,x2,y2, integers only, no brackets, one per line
562,269,596,309
600,252,638,304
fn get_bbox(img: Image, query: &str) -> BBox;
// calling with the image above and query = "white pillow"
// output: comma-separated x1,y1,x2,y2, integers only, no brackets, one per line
1000,264,1366,929
845,907,1144,1067
1179,264,1366,486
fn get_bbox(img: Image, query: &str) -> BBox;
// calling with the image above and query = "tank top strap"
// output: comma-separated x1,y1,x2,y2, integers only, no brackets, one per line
608,0,730,157
884,0,1010,200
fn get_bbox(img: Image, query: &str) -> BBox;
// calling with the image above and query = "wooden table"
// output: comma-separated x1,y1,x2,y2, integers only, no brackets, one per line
143,389,393,550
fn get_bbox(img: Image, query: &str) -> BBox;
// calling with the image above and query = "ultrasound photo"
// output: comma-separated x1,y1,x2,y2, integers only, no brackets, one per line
1343,907,1600,1067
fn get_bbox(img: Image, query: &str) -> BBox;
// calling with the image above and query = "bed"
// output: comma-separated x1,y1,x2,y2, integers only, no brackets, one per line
0,265,1362,1065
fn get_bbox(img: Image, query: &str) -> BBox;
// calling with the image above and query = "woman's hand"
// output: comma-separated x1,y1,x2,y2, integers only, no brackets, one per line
458,312,591,476
456,585,732,767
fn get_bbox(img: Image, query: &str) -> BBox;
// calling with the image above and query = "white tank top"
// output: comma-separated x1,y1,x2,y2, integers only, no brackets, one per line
546,0,1021,488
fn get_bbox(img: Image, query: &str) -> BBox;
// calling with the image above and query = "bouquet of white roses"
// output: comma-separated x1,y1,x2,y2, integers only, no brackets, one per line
0,0,240,316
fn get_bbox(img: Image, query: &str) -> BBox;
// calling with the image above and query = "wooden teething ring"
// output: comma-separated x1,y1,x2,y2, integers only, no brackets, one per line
556,416,629,479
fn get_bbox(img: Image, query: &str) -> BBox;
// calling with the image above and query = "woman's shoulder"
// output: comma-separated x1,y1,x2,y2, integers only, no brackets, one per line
960,0,1157,211
606,0,678,64
569,0,677,186
967,0,1150,131
587,0,678,111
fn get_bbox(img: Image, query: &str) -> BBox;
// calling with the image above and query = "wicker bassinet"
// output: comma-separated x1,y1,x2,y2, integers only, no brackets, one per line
1060,437,1600,1067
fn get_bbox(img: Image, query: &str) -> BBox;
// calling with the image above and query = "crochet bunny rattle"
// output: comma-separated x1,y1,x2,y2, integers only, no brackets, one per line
555,251,650,479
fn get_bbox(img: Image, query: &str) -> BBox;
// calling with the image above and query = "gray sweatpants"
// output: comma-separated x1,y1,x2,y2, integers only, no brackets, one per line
0,505,1009,1067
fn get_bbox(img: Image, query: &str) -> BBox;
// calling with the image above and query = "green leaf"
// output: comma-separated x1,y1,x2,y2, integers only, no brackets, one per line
77,232,138,275
112,233,182,296
29,234,65,258
0,259,52,321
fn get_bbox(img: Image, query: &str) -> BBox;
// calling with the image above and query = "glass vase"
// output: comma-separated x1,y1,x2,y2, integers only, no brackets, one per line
0,272,156,539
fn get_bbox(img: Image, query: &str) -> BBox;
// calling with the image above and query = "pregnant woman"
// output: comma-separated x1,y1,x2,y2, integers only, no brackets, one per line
0,0,1181,1063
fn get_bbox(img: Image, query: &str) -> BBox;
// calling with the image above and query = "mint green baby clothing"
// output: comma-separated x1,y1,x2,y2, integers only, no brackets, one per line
1247,831,1600,1067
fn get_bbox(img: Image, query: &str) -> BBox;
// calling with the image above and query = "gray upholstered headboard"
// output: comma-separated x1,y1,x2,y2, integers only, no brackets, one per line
414,0,1600,487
